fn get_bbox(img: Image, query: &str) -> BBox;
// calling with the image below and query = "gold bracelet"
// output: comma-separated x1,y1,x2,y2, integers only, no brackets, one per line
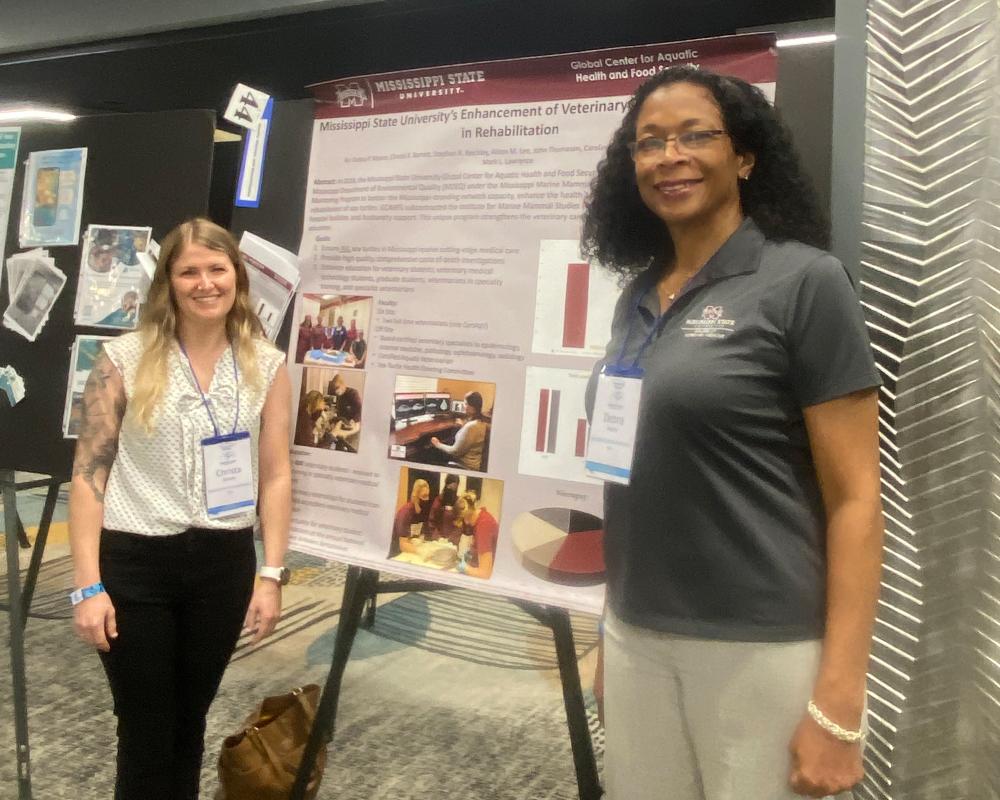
807,700,867,744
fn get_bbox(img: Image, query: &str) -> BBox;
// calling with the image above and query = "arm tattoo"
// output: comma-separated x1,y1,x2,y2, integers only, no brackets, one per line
72,352,126,503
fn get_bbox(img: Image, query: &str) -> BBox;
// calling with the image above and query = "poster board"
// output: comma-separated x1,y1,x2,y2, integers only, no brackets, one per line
0,110,215,474
289,34,777,613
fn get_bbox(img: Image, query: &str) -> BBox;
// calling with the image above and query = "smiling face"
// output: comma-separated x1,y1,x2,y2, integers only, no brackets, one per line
633,82,754,233
169,242,237,330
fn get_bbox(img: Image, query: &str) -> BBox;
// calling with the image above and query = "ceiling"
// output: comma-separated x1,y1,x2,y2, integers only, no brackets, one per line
0,0,835,122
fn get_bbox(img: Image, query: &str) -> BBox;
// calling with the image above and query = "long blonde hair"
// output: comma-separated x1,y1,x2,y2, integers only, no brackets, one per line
410,479,430,507
131,218,268,430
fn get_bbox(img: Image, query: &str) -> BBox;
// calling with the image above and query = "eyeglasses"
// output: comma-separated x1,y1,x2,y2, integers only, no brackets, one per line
628,130,728,160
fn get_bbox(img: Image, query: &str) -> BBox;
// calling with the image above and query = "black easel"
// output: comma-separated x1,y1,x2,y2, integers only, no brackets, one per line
289,565,603,800
1,470,64,800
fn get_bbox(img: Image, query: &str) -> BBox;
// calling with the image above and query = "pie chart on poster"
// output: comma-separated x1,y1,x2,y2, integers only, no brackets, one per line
511,508,605,586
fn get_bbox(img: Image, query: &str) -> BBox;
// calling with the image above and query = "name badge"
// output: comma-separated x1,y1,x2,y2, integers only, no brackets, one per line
202,431,255,518
585,370,643,485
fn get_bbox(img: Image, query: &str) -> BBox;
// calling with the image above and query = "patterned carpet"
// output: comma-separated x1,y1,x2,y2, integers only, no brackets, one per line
1,487,604,800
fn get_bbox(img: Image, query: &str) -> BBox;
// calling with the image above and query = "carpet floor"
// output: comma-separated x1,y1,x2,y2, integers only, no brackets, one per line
1,484,604,800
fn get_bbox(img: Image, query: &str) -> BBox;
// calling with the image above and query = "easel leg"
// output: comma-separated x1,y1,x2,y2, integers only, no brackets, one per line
289,566,377,800
16,514,29,548
2,471,33,799
19,480,59,625
361,580,377,629
548,608,603,800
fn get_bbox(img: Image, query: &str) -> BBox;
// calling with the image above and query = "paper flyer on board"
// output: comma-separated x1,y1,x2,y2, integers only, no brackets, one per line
74,225,153,329
63,334,114,437
0,128,20,267
239,231,300,341
2,249,66,341
290,34,777,614
19,147,88,247
0,364,26,407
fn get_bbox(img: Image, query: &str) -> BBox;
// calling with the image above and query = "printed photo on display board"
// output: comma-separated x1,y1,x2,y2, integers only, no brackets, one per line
19,147,87,247
1,253,67,341
531,239,619,358
293,367,365,453
387,374,495,473
293,293,372,368
63,334,114,437
387,467,503,580
518,366,599,486
74,225,153,329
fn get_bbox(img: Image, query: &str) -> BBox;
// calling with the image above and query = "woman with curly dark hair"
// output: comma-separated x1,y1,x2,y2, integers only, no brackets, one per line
583,66,883,799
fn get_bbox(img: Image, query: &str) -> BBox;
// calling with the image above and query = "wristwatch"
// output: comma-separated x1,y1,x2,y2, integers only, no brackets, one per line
259,565,291,585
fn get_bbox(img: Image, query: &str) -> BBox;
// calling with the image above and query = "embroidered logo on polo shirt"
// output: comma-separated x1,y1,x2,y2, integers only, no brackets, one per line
682,305,736,338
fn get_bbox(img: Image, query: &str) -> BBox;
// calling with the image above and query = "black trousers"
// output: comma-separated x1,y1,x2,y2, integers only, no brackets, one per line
98,527,256,800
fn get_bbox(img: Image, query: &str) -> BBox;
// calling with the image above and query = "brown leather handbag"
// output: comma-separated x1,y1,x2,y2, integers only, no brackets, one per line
215,684,327,800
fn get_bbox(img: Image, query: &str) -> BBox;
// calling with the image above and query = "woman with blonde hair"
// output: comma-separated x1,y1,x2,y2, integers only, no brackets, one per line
390,477,431,556
68,217,292,799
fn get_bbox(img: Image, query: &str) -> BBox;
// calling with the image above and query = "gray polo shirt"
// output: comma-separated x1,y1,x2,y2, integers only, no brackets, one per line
586,219,880,641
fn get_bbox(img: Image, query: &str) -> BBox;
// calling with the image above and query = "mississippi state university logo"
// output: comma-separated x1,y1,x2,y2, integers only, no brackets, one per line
335,82,368,109
682,304,736,339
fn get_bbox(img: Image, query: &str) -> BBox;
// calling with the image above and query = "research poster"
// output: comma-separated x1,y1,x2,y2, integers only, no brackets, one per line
290,34,777,614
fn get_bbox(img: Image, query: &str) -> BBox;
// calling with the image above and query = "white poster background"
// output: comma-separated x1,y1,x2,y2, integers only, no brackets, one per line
292,34,777,614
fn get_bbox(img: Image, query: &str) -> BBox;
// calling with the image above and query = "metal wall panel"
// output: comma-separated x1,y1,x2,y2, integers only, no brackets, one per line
859,1,1000,797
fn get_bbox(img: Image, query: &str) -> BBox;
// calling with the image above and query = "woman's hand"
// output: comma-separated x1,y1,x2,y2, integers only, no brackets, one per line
243,580,282,645
73,593,118,652
788,712,863,797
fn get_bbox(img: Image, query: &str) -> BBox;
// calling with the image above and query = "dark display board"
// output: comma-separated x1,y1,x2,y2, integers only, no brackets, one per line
0,109,215,474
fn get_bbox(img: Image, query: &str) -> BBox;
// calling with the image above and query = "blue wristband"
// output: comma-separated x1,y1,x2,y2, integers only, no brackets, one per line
70,581,106,606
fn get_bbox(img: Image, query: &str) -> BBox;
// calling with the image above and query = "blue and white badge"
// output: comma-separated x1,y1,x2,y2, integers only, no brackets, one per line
585,368,643,485
202,431,255,518
179,342,254,518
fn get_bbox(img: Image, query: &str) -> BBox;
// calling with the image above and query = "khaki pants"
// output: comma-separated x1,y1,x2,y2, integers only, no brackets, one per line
603,608,855,800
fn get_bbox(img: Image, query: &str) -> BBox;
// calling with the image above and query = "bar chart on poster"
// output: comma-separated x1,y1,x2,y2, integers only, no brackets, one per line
532,239,619,358
519,366,599,486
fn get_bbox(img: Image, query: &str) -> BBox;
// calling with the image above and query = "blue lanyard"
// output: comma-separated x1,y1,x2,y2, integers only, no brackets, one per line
612,273,698,374
178,342,241,438
611,287,665,374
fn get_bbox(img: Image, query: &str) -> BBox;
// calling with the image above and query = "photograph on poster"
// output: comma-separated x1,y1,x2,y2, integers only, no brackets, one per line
387,374,495,472
511,508,605,587
518,366,600,486
531,239,619,358
294,293,372,367
293,366,365,453
62,335,114,437
74,225,153,329
2,254,67,341
19,147,87,247
388,466,503,580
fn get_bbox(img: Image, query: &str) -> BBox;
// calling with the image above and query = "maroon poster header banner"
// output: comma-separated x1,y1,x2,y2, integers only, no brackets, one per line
310,33,777,120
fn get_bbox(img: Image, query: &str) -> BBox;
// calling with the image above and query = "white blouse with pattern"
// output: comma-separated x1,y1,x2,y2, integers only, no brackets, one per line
101,332,284,536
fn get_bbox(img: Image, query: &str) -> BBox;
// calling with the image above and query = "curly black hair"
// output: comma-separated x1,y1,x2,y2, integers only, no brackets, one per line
581,65,829,280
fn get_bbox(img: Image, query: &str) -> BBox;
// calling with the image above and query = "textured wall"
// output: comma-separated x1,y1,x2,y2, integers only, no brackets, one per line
859,0,1000,798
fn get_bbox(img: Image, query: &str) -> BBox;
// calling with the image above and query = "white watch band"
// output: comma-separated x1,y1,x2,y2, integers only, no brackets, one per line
259,565,285,581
